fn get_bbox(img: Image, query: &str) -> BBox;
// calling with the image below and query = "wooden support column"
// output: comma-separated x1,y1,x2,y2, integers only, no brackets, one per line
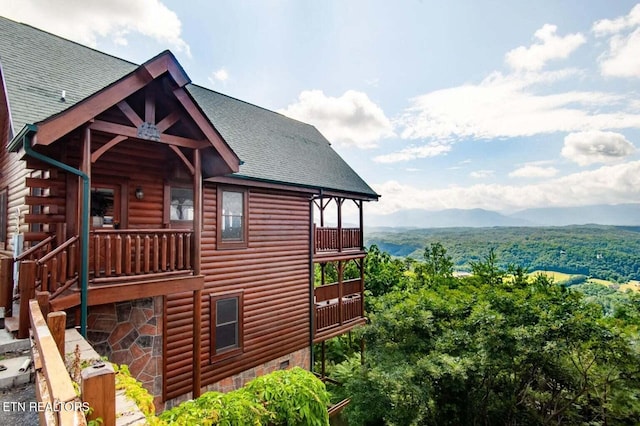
321,340,326,378
359,259,365,318
18,260,36,339
358,200,364,250
337,198,343,252
192,148,202,399
0,257,14,317
338,261,344,325
192,291,201,398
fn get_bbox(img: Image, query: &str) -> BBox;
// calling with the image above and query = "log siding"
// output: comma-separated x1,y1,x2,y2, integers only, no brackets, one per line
164,185,311,400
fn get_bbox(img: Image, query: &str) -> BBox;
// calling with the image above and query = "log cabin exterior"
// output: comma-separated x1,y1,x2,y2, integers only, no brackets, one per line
0,16,378,409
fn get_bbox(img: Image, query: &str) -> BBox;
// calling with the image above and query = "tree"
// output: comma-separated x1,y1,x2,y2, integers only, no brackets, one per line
339,245,640,425
421,242,454,286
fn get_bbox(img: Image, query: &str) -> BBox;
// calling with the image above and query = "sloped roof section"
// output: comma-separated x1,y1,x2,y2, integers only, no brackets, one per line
188,85,378,198
0,16,378,199
0,17,136,134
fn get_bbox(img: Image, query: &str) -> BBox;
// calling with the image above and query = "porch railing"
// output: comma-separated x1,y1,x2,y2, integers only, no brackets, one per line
37,236,79,298
90,229,193,283
314,278,364,332
314,226,362,253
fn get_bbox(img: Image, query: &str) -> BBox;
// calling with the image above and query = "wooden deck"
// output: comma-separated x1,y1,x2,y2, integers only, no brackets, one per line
314,279,365,342
314,226,363,258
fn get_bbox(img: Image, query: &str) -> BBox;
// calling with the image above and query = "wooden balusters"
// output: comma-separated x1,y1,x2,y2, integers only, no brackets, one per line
89,229,194,281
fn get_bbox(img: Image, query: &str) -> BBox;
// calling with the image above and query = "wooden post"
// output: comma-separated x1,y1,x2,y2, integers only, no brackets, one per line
0,257,14,317
192,289,202,399
358,199,364,250
192,149,202,399
36,291,50,318
81,362,116,426
337,198,343,252
321,340,326,378
18,260,36,339
47,311,66,358
359,258,365,318
338,261,343,325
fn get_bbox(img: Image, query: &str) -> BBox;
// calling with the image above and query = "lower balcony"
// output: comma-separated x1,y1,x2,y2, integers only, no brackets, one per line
314,278,366,343
17,229,200,311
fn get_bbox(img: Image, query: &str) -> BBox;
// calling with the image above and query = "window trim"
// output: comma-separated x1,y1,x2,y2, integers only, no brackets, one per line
164,182,195,228
216,186,248,249
210,291,244,362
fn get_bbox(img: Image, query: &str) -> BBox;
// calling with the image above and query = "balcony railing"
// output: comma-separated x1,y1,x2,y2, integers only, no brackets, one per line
314,226,362,253
90,229,194,283
314,278,364,332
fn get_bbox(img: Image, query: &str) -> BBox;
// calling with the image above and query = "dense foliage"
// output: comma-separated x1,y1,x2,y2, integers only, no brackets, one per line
365,225,640,282
159,367,330,425
329,244,640,425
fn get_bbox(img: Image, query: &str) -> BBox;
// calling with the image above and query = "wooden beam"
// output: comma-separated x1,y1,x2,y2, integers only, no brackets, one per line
156,110,181,133
117,101,143,127
145,88,156,124
29,300,78,404
49,275,205,311
90,120,208,149
172,87,240,172
35,70,152,146
170,146,194,175
91,135,128,163
142,52,190,87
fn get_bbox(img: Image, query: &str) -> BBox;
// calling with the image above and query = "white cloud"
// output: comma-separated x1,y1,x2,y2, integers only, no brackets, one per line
397,69,640,144
279,90,394,149
594,4,640,78
470,170,494,179
208,68,229,86
0,0,191,56
598,28,640,78
371,161,640,215
561,130,636,166
592,4,640,36
373,142,451,163
505,24,585,71
509,165,559,178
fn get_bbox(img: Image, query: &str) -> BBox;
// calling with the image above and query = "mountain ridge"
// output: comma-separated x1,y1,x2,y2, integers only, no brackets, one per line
367,203,640,228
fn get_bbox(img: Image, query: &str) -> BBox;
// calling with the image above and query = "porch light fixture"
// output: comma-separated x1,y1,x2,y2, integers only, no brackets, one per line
135,187,144,200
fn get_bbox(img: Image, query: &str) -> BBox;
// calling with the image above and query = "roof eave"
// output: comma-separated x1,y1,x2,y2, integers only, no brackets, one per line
206,174,380,201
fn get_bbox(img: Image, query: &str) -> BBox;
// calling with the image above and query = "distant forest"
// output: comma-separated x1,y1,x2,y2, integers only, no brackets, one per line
364,225,640,282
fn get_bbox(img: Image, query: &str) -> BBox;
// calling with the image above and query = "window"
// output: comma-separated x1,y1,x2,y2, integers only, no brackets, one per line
91,185,120,228
210,292,243,361
217,186,248,248
170,187,194,221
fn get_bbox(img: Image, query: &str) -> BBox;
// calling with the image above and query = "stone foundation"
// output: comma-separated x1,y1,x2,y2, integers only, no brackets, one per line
85,297,163,409
164,346,311,410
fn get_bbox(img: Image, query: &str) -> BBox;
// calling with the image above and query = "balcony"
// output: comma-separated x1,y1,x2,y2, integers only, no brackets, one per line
314,226,364,262
314,278,365,343
90,229,194,283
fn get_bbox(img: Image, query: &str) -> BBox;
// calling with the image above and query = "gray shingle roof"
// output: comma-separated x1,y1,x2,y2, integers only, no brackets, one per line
0,16,378,199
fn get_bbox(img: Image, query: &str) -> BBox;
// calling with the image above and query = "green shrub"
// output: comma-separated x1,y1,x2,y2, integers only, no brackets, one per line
159,367,330,425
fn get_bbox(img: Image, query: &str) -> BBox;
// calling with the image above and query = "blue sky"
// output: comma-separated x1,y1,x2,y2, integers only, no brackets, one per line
2,1,640,222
